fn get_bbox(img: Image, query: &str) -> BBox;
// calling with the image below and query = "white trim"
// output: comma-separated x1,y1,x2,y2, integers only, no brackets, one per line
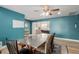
55,37,79,43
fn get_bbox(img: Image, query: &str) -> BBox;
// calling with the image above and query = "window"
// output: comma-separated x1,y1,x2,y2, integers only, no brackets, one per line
13,20,24,28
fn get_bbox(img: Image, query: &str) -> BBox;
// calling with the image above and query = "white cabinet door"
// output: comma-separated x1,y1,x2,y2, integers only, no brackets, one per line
40,21,50,30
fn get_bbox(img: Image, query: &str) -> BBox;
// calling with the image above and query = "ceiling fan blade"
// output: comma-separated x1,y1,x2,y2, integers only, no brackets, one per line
34,10,39,12
49,13,53,15
51,8,60,11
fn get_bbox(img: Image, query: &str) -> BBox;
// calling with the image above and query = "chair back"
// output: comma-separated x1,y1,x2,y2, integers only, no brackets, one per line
45,33,55,54
6,40,19,54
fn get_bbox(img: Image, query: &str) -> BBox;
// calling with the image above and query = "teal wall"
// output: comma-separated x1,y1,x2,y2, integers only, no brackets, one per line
0,7,25,40
50,15,79,40
31,15,79,40
29,21,32,34
1,6,79,40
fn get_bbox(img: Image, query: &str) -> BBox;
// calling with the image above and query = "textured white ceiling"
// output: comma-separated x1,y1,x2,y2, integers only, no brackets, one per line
1,5,79,20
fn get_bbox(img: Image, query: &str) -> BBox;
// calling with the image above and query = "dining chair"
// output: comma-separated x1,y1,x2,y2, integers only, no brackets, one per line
45,33,55,54
6,40,19,54
35,33,55,54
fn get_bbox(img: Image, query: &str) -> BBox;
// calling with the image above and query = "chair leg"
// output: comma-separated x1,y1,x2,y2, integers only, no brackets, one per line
66,45,69,54
0,51,1,54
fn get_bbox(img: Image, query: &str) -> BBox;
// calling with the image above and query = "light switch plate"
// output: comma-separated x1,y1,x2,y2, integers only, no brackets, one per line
75,23,77,29
0,41,2,47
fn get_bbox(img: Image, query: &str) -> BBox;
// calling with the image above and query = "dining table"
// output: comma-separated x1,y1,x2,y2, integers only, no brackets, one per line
24,34,49,48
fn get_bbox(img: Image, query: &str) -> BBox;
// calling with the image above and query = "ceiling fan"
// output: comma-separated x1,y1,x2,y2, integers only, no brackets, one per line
40,5,60,16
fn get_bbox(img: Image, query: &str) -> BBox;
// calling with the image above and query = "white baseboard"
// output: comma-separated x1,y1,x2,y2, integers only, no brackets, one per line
55,37,79,43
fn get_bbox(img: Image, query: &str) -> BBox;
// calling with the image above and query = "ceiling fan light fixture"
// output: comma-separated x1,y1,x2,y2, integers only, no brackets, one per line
40,12,45,16
57,11,61,15
46,12,49,16
40,12,49,16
